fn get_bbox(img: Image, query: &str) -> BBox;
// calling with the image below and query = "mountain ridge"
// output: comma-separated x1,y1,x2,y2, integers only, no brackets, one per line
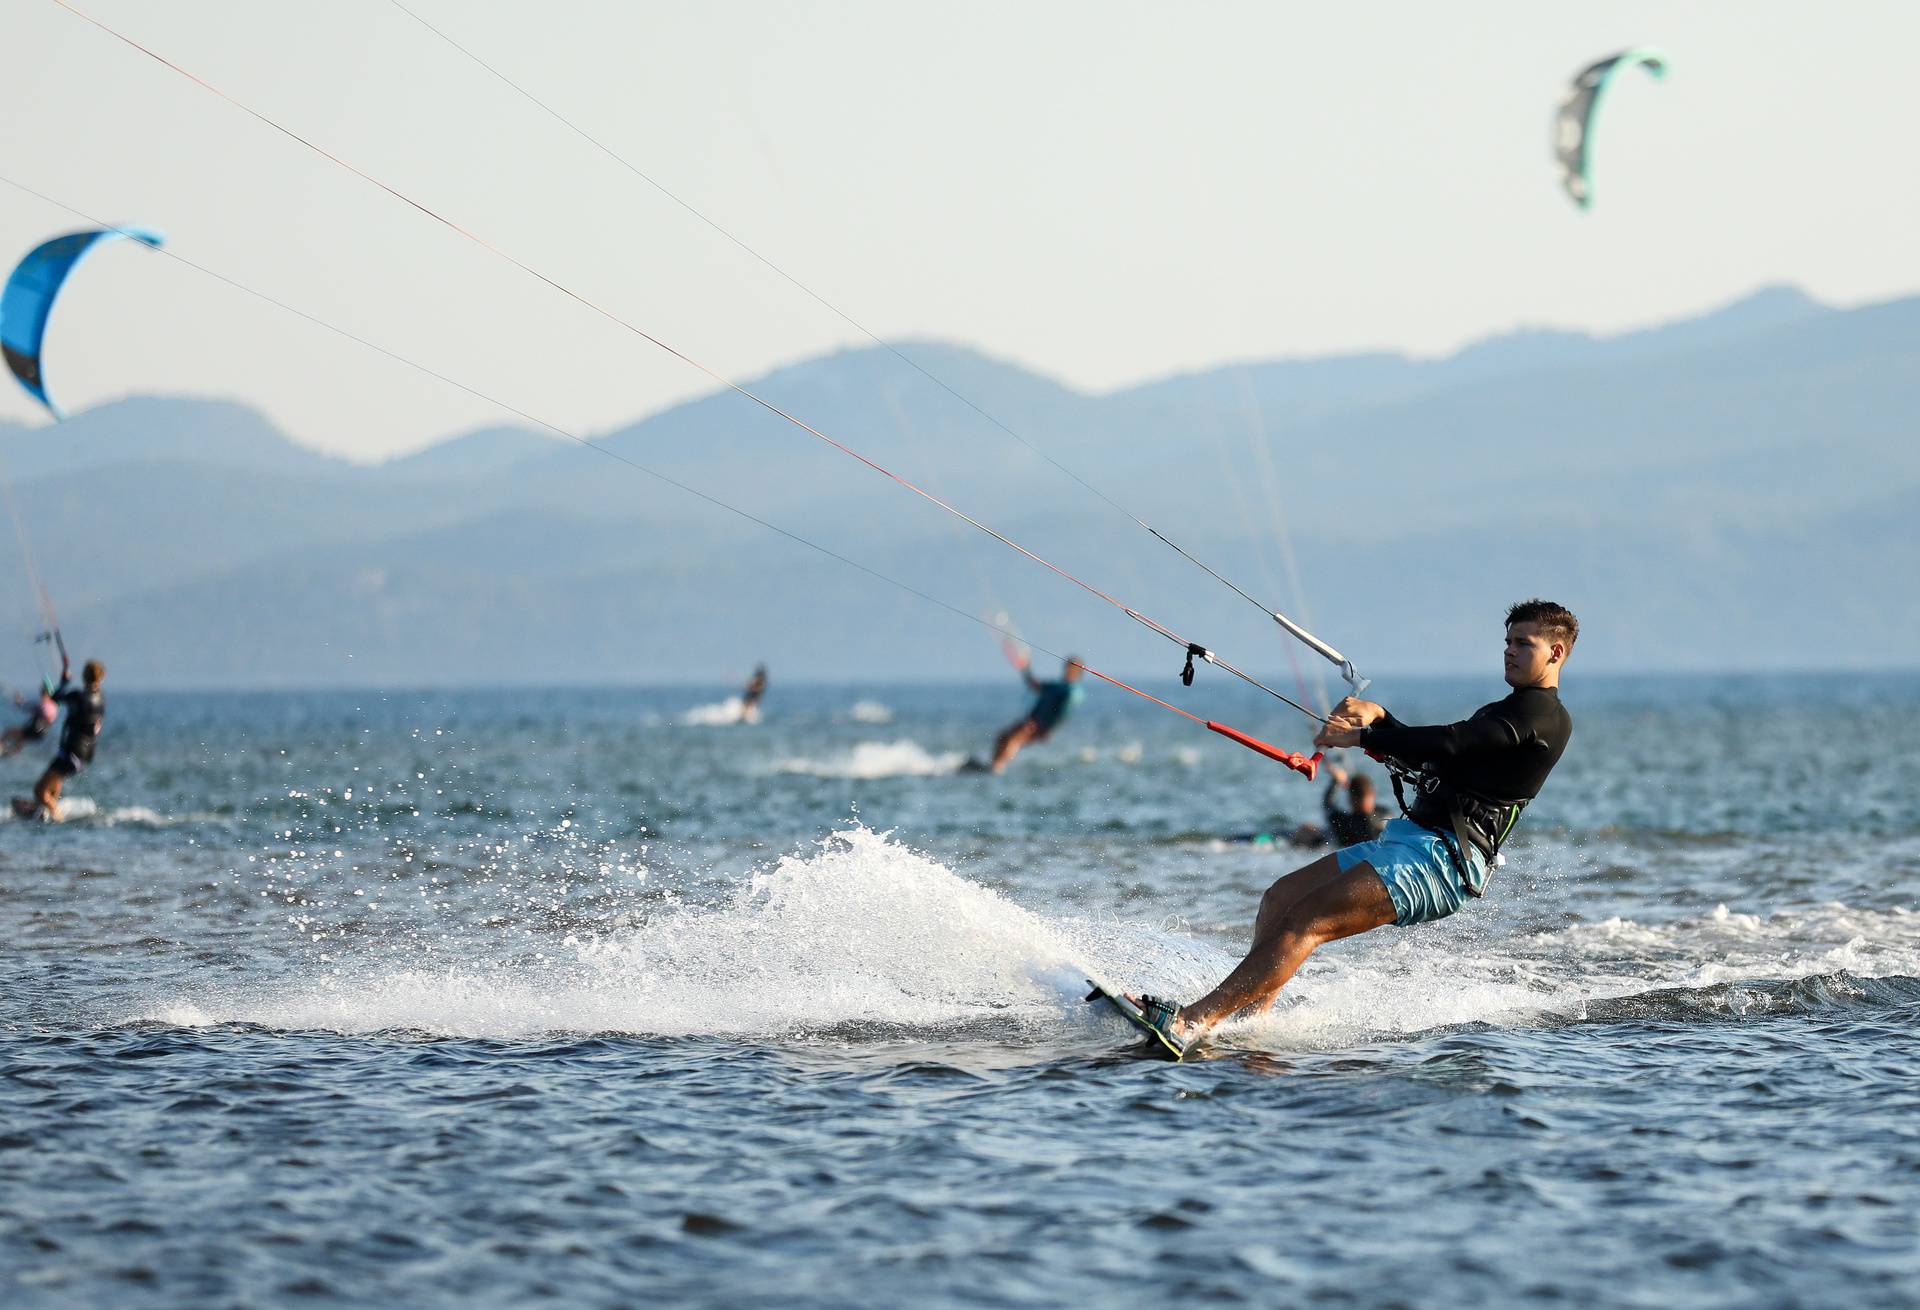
0,283,1910,685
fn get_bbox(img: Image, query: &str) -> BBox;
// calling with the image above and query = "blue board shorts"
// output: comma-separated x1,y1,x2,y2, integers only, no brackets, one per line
1335,818,1486,926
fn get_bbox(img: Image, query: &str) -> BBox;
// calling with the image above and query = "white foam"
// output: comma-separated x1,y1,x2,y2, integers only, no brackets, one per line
1228,899,1920,1051
1,796,97,823
771,740,965,779
1,799,230,827
149,829,1920,1051
164,828,1087,1039
848,700,894,724
681,697,756,726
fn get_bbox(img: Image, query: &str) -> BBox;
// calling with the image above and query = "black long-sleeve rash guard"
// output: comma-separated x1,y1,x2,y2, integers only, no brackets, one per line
1359,686,1572,855
53,678,105,763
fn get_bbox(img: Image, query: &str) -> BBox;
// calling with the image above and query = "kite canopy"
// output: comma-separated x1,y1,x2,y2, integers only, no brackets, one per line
1554,48,1668,209
0,226,164,420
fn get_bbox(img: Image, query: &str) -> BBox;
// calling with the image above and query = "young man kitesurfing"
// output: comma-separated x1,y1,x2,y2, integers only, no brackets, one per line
1124,600,1576,1058
14,656,105,821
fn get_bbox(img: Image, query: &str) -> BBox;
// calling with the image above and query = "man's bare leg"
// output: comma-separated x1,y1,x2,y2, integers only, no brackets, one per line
988,720,1038,774
31,764,63,817
1124,855,1347,1018
1171,862,1396,1042
1248,853,1348,946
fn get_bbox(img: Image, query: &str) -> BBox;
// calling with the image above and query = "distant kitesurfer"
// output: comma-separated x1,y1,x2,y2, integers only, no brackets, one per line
17,657,104,821
0,680,58,758
984,655,1085,774
1128,601,1577,1057
740,664,768,724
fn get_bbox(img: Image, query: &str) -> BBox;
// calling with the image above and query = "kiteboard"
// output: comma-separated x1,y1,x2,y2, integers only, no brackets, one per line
9,796,70,822
1084,979,1189,1062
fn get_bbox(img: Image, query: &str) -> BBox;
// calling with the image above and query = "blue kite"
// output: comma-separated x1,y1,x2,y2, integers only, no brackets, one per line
0,226,164,420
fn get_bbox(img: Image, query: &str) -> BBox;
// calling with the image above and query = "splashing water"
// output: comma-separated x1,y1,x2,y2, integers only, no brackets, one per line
151,821,1920,1055
160,828,1096,1038
848,700,895,723
681,696,756,725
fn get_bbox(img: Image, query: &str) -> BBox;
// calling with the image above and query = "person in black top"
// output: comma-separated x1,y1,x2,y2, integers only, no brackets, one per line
739,665,769,723
1126,600,1577,1055
22,657,104,820
1284,764,1389,849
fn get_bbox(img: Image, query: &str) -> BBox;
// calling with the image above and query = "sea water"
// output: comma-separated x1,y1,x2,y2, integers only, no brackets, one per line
2,675,1916,1308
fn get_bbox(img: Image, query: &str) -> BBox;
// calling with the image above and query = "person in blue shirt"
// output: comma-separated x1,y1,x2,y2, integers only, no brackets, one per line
986,655,1084,774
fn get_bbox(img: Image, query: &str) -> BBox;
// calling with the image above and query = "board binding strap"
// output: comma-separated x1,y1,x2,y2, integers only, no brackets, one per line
1084,980,1190,1062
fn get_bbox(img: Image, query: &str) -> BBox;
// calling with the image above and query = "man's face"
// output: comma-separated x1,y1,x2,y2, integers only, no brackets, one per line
1064,661,1084,682
1504,622,1560,687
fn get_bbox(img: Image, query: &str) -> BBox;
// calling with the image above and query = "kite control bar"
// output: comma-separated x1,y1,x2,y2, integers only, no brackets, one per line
35,629,68,669
1206,721,1322,780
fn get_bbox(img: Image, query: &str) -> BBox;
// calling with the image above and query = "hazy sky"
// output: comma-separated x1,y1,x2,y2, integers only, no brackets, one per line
2,1,1915,461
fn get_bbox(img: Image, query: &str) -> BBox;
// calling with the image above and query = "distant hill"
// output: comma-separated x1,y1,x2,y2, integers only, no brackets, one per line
0,396,333,480
0,285,1913,687
384,425,563,478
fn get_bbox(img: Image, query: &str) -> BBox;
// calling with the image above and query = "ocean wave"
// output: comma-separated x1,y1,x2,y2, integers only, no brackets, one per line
770,740,965,779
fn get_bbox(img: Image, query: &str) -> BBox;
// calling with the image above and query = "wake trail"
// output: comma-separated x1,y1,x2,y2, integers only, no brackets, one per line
145,828,1920,1049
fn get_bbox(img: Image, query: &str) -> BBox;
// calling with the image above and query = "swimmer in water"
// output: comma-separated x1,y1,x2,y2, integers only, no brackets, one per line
1286,765,1390,849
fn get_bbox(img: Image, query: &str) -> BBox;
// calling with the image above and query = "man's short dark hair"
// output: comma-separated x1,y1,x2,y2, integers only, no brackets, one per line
1348,774,1375,800
1506,599,1578,652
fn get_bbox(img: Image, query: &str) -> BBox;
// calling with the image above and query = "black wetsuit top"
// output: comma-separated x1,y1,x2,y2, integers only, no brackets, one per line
1324,781,1390,847
1359,686,1571,858
1028,681,1082,734
53,679,104,764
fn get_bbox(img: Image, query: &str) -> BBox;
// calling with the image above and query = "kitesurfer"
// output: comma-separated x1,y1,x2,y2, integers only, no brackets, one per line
985,655,1085,774
18,657,104,820
0,680,58,758
1128,601,1577,1056
740,664,768,724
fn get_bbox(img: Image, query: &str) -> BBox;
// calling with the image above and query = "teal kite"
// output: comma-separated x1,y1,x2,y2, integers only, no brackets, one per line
1554,49,1669,209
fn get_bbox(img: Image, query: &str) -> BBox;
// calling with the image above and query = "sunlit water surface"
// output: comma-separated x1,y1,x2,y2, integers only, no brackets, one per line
3,675,1917,1308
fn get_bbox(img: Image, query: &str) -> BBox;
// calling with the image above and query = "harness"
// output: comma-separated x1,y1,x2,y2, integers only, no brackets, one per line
1376,755,1526,898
